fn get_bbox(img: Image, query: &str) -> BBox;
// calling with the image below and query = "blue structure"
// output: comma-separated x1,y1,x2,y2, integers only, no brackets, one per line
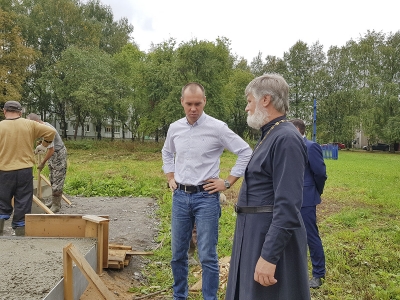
321,144,338,160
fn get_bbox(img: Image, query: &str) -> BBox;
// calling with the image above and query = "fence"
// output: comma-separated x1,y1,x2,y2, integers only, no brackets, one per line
321,143,338,160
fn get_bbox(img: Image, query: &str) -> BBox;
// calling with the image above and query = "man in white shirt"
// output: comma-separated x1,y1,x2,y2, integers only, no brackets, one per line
162,82,252,300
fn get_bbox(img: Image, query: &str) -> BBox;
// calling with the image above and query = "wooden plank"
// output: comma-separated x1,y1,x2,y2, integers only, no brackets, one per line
93,215,110,269
32,195,54,214
107,261,122,269
37,169,42,199
101,218,109,269
25,214,87,237
82,216,109,273
63,243,74,300
126,250,153,255
97,223,104,274
108,255,124,262
40,173,72,205
109,243,132,250
108,249,127,256
65,243,116,300
84,221,98,238
82,215,109,224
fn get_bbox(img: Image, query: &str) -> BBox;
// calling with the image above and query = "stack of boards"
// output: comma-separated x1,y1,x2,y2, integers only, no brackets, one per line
107,243,152,269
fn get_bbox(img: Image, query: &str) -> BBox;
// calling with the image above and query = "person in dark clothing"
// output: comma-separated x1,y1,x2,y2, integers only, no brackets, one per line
290,118,328,288
225,74,311,300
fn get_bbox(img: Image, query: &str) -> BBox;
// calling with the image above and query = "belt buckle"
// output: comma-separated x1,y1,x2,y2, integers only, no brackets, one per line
184,185,193,194
234,204,239,213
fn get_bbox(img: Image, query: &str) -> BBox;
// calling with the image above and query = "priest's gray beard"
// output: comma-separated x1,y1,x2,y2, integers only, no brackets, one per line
247,105,269,130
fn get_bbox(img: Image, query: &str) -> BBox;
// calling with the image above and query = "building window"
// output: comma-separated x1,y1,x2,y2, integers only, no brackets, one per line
114,126,120,133
85,124,90,132
105,126,112,133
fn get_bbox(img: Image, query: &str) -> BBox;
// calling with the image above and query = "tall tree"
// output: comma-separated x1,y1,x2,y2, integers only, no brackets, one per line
112,43,146,140
222,68,254,138
43,46,115,140
14,0,101,119
0,8,36,105
141,38,179,141
175,37,234,121
318,42,362,145
283,40,314,120
81,0,133,55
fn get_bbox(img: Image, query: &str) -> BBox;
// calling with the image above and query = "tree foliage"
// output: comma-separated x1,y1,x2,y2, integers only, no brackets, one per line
0,8,36,104
1,0,399,148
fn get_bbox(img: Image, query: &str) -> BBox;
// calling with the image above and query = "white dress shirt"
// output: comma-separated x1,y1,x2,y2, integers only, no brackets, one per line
162,113,252,185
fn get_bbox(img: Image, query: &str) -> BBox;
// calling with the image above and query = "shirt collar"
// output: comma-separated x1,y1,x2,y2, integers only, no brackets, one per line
260,115,286,135
186,112,207,126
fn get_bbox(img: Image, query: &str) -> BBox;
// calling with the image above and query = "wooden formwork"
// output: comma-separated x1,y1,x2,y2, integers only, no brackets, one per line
26,214,112,299
25,214,110,273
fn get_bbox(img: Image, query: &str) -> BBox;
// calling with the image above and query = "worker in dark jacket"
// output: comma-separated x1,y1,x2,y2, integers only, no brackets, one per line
290,118,327,288
225,74,310,300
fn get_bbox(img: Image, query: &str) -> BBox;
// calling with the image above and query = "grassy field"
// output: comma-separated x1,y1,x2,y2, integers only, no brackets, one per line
50,141,400,300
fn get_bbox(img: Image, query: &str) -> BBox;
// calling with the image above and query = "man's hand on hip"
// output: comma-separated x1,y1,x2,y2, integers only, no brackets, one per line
204,178,226,194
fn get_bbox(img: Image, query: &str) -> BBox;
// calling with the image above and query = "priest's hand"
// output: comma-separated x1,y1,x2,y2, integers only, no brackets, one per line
254,256,277,286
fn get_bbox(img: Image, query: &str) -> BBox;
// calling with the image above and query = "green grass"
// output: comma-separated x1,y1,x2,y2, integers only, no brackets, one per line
56,141,400,300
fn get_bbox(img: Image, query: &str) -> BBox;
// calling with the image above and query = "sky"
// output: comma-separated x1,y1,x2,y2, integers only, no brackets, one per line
100,0,399,62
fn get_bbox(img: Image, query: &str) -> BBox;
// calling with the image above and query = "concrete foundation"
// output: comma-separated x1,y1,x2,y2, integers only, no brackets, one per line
0,181,96,300
43,243,97,300
0,238,97,300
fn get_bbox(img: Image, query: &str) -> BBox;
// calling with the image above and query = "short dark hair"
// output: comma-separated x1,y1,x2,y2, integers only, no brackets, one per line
181,82,205,98
290,118,306,135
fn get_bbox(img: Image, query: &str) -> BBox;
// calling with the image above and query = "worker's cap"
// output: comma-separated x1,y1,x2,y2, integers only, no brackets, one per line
4,101,22,111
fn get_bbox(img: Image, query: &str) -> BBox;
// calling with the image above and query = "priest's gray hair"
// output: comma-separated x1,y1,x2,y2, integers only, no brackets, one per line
245,73,289,114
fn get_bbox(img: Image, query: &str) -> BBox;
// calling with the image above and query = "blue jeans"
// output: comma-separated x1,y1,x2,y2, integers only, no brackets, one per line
171,189,220,300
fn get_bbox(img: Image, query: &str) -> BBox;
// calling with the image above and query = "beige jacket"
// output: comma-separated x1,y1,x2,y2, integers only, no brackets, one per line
0,118,56,171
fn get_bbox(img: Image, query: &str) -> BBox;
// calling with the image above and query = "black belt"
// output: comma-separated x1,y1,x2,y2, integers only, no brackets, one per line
234,204,273,214
177,183,205,194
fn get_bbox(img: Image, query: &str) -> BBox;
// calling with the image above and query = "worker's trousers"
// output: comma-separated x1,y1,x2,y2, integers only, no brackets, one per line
0,167,33,228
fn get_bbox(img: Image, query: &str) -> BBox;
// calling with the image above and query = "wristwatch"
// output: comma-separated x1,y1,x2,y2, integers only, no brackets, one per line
224,180,231,189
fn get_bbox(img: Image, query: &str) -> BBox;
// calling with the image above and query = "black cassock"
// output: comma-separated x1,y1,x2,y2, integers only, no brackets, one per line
225,117,311,300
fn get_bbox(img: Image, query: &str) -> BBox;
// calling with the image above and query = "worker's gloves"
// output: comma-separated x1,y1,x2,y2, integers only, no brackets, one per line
34,144,47,154
37,162,45,171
